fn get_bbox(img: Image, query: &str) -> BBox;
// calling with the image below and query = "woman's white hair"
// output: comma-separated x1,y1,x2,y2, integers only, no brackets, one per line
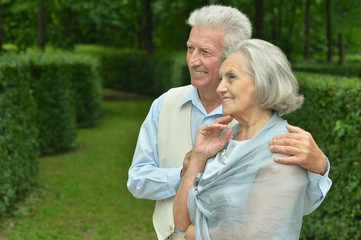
187,5,252,60
230,39,304,115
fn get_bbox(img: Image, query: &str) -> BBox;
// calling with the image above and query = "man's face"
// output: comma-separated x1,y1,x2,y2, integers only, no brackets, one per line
186,26,224,93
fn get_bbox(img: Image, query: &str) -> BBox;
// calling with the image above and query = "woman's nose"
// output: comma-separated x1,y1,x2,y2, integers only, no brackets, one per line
217,80,227,94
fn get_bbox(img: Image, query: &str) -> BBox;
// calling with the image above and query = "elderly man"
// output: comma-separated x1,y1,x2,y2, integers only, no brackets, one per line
128,5,331,240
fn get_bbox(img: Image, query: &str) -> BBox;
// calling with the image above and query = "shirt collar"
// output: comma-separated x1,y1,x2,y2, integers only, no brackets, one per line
179,86,223,116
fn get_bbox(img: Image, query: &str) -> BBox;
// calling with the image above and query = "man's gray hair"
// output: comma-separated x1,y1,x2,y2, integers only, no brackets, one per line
231,39,304,116
187,5,252,60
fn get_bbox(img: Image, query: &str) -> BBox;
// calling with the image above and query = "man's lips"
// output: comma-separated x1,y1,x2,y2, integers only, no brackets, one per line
191,70,208,75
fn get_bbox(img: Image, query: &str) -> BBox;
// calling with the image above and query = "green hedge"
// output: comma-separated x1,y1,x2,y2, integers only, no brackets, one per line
25,50,103,154
293,61,361,78
61,58,102,128
0,49,102,216
285,72,361,239
0,57,39,216
95,50,186,96
28,53,77,155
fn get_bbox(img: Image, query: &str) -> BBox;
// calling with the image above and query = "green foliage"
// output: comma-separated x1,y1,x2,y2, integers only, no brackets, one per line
284,72,361,239
1,100,157,239
96,50,184,96
0,57,39,216
293,61,361,78
1,0,38,50
60,56,102,128
26,52,77,155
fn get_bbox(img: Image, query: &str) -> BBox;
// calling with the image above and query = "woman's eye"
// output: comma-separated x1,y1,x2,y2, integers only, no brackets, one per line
230,74,237,79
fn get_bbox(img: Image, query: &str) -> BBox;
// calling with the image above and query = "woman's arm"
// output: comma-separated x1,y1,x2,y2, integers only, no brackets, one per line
185,224,195,240
174,117,233,232
173,151,208,232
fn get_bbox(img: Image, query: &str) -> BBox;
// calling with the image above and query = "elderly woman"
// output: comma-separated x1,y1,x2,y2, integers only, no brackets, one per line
173,39,308,239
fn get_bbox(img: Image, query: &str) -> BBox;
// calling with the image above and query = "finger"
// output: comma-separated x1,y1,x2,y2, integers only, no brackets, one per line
214,115,233,125
201,123,228,132
269,144,299,156
269,137,302,148
220,128,232,142
274,155,299,165
270,132,304,143
286,125,307,134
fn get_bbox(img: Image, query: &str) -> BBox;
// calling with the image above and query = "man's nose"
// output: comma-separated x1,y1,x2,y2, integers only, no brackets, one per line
188,51,201,66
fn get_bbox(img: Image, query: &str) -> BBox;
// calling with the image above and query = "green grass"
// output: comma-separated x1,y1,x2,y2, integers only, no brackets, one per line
1,97,158,239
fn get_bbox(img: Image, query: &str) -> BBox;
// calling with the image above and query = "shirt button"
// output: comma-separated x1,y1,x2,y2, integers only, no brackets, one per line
169,225,174,231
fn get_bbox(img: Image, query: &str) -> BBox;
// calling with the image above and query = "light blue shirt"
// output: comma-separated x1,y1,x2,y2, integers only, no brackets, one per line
127,86,332,214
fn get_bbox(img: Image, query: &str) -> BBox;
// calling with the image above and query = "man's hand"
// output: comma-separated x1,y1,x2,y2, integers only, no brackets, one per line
269,125,326,175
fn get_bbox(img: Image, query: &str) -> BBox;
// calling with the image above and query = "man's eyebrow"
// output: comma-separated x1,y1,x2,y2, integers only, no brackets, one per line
186,42,192,46
200,46,212,51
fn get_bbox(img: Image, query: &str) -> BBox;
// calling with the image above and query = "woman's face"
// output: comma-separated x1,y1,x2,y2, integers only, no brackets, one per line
217,53,257,118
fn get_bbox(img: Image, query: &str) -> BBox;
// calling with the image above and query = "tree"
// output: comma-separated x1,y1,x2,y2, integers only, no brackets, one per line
0,0,3,54
37,0,45,51
326,0,333,63
254,0,263,39
139,0,153,54
303,0,311,60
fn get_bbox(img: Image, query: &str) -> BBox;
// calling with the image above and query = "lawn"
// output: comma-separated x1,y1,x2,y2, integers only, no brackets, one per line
1,95,158,239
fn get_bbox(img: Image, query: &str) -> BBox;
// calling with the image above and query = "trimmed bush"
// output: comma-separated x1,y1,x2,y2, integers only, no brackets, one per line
95,50,185,96
62,58,102,128
293,61,361,78
29,49,103,128
284,72,361,239
0,57,39,216
27,53,77,155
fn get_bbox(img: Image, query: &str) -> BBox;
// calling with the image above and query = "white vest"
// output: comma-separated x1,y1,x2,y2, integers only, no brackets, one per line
153,85,193,240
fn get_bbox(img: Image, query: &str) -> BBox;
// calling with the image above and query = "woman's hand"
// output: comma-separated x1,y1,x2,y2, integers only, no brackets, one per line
185,224,195,240
193,115,233,159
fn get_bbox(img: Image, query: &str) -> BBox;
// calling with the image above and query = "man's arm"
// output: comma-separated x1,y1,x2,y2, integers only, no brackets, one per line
269,124,332,214
127,94,182,200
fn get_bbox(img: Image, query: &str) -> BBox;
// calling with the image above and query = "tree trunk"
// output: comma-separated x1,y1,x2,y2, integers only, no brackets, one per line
338,34,345,65
277,0,283,42
208,0,223,4
0,0,3,55
304,0,311,60
254,0,263,39
139,0,153,55
37,0,46,51
326,0,333,63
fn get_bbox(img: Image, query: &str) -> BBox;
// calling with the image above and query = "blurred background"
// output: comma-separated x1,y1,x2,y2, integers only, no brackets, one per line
0,0,360,239
1,0,360,61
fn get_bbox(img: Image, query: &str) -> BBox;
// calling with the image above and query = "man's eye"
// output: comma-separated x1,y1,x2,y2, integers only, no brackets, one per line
202,50,211,55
